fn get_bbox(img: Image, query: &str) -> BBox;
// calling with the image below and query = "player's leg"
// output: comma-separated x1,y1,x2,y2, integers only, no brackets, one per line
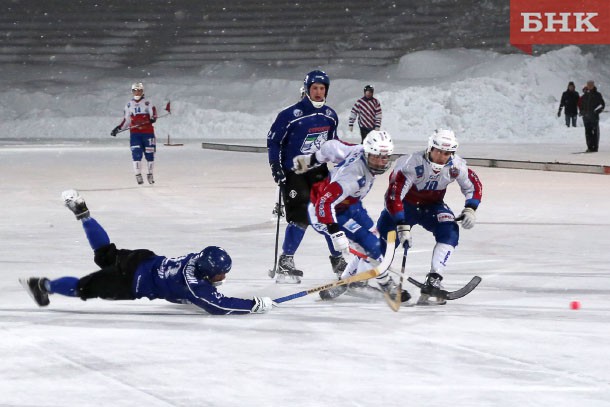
144,133,156,184
276,171,312,283
130,133,144,184
418,204,459,302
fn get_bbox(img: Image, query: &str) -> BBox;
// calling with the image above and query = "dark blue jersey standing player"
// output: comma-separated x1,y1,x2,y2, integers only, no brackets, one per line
267,70,346,284
20,190,274,315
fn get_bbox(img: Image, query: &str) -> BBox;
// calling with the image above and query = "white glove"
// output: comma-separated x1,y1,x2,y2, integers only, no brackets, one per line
251,297,274,313
397,224,412,248
460,208,476,229
292,154,317,174
330,231,350,254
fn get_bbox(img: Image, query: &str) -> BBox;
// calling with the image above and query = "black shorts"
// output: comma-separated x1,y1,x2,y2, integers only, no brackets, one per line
283,165,329,225
78,244,156,301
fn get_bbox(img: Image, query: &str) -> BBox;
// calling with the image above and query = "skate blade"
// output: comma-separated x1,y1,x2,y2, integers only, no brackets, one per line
274,274,301,284
416,294,447,306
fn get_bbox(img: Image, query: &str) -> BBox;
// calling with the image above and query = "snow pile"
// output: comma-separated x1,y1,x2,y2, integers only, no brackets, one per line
0,46,607,143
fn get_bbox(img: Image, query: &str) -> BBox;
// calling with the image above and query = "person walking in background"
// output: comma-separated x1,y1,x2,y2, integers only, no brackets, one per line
348,85,382,142
558,81,579,127
111,82,158,185
579,80,605,153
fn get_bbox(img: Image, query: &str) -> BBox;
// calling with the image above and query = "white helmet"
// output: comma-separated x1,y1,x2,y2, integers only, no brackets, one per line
363,130,394,174
131,82,144,100
426,128,458,172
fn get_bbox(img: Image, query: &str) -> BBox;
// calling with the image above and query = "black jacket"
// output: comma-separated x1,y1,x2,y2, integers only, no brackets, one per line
580,87,605,119
559,90,579,116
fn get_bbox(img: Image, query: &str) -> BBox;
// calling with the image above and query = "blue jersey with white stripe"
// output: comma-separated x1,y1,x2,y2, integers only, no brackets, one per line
133,253,255,315
267,98,338,172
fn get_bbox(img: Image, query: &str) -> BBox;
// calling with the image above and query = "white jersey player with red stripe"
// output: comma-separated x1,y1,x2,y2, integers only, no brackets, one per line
298,131,407,299
385,152,482,217
309,140,376,226
377,128,483,304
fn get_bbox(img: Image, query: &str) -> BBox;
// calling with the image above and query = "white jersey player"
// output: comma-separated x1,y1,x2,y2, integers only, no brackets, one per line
110,82,158,185
293,130,409,301
378,128,483,304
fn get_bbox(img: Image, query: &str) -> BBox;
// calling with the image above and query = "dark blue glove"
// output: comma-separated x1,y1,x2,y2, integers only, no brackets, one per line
270,162,286,185
110,126,121,137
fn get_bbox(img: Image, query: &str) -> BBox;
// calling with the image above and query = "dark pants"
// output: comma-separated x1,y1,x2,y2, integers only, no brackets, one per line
283,165,329,226
565,114,577,127
77,243,156,301
360,127,373,143
582,116,600,152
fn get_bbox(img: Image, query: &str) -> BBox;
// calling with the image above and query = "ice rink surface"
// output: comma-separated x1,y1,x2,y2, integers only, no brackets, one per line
1,141,610,406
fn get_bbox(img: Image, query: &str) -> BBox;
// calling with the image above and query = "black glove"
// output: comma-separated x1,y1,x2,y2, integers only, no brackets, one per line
557,109,561,118
110,126,121,137
149,117,156,124
270,162,286,185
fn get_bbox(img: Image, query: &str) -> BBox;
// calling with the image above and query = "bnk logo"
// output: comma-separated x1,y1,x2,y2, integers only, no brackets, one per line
521,13,598,32
510,0,610,54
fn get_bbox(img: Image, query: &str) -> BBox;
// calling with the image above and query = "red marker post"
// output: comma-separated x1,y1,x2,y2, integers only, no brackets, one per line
510,0,610,54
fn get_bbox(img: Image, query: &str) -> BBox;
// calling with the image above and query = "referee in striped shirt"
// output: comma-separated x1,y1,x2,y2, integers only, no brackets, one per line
348,85,382,142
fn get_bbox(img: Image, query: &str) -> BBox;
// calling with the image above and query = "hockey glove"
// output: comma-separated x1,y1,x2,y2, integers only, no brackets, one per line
397,224,412,248
270,162,286,185
330,231,350,255
292,153,318,174
110,126,121,137
460,207,476,229
149,117,156,124
251,296,274,313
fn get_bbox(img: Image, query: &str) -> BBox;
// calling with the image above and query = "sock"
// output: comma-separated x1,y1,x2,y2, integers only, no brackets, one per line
48,277,79,297
282,223,306,255
82,217,111,251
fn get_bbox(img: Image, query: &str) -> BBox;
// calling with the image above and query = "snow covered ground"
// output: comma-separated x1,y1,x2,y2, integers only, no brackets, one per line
1,46,609,145
1,45,610,406
1,142,610,406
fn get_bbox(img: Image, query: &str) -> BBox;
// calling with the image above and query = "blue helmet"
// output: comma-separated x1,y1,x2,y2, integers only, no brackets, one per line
303,70,330,98
194,246,232,281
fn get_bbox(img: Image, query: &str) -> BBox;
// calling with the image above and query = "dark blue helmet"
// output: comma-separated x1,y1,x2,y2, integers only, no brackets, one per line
303,70,330,98
194,246,232,281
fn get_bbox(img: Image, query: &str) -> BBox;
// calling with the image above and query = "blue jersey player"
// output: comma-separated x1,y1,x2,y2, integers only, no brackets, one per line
20,190,274,315
267,70,345,283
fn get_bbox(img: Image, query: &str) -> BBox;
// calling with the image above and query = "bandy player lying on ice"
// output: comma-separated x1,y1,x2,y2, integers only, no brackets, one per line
292,130,409,302
377,129,483,305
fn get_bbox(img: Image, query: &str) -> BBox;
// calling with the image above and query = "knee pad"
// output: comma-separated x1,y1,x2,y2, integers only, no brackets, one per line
435,221,459,247
131,146,143,161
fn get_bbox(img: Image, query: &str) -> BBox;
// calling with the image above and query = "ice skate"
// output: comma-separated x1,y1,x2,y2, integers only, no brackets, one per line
147,173,154,184
329,255,347,278
19,277,50,307
416,272,447,305
61,189,90,220
378,277,411,303
135,174,144,185
319,284,347,300
275,254,303,284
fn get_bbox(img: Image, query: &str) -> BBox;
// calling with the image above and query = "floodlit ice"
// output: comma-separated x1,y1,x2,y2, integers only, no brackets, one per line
1,46,610,406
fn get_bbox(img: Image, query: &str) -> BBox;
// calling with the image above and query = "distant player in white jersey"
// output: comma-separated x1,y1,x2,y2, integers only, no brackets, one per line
111,82,158,185
293,131,408,301
378,129,483,304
